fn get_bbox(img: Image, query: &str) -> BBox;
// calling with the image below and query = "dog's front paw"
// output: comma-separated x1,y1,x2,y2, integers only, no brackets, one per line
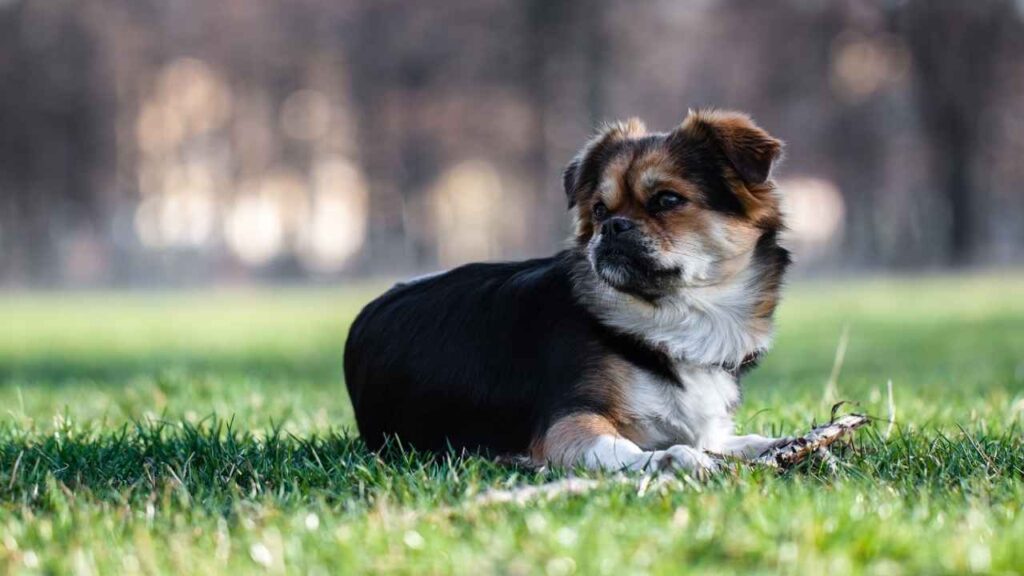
647,445,719,478
719,434,799,461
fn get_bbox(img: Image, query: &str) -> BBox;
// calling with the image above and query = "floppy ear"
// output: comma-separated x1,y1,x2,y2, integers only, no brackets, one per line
563,118,646,208
562,158,582,208
682,110,783,185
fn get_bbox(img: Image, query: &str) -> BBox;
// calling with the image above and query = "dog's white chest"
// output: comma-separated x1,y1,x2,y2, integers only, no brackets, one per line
625,364,738,451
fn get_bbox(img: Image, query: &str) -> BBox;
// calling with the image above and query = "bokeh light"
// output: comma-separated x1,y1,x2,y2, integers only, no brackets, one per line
779,177,845,259
224,193,285,266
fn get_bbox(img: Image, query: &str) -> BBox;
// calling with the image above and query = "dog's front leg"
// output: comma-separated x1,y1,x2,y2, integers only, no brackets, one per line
533,413,718,475
717,434,795,460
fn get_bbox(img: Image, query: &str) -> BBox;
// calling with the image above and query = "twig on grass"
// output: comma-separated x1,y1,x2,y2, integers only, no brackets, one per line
753,413,870,468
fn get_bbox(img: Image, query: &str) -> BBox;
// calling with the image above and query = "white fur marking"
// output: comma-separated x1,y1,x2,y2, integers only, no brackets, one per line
718,434,789,459
625,365,738,451
582,435,646,469
579,261,772,367
580,434,717,474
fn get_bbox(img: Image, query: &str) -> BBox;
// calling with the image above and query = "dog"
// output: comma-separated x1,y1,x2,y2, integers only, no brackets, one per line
344,109,791,474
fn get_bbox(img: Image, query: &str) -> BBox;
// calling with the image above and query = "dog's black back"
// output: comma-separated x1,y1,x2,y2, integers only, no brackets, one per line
344,253,584,453
344,251,679,454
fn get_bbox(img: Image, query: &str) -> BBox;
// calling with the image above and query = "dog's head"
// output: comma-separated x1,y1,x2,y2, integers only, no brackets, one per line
564,110,784,300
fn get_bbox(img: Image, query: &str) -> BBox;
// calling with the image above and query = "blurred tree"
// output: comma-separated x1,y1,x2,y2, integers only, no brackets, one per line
899,0,1020,266
0,2,115,284
1,0,1023,285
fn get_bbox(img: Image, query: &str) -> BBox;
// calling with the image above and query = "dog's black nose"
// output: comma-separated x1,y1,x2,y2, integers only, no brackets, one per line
603,217,636,237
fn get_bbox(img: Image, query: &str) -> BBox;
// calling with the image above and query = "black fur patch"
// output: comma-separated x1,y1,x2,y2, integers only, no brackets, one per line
751,228,792,318
666,129,747,216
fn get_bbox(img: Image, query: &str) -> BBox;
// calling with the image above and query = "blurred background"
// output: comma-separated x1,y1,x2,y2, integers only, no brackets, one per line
1,0,1023,288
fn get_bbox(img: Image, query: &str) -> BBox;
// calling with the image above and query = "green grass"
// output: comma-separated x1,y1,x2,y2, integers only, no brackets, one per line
1,275,1022,574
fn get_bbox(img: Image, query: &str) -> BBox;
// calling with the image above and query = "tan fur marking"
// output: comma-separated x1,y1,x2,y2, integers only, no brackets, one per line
587,355,636,428
627,149,673,195
726,173,783,226
530,413,620,465
531,356,645,465
598,155,632,210
753,287,782,319
603,117,647,141
651,202,714,254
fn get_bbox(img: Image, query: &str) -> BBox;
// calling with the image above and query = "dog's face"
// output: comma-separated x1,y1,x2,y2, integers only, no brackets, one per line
564,110,784,300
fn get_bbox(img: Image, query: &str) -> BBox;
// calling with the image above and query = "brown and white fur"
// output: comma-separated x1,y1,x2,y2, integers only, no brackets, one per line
345,109,791,475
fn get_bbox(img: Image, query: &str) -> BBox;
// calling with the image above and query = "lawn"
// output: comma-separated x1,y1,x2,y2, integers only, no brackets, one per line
0,274,1022,574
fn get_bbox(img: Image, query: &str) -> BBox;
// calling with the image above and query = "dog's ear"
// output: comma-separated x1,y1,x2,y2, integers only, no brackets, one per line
563,118,646,208
562,158,583,208
679,109,783,186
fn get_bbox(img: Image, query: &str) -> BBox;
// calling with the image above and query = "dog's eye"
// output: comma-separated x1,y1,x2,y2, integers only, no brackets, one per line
592,201,608,220
649,191,686,213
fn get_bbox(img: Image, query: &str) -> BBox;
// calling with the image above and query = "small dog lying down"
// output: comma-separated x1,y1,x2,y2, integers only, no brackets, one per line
345,110,796,475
